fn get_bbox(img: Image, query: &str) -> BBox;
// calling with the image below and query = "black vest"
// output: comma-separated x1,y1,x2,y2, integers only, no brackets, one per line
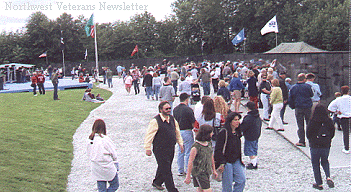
153,114,177,150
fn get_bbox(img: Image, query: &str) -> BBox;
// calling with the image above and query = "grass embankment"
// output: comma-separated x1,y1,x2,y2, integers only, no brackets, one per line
0,86,112,192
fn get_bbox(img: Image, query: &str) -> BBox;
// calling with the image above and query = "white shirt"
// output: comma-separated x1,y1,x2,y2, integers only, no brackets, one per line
194,102,203,120
328,95,351,118
87,134,118,181
196,113,221,127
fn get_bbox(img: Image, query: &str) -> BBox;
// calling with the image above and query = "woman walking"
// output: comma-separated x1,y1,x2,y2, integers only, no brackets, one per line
229,72,245,113
214,112,246,192
152,72,162,100
266,79,284,131
196,99,221,146
307,104,335,190
87,119,119,192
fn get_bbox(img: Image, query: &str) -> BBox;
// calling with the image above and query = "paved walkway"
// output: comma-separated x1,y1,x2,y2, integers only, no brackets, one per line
260,106,351,168
67,78,351,192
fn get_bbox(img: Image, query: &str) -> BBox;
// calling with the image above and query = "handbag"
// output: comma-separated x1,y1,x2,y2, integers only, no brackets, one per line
213,129,228,182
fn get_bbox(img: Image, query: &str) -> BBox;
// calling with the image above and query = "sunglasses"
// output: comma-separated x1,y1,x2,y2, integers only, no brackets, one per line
164,107,172,110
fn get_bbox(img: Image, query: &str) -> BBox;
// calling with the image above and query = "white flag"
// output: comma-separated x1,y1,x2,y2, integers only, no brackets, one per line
261,15,279,35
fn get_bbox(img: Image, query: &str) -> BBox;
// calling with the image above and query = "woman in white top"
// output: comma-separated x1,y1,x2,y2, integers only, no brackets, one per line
196,99,221,148
152,73,162,101
124,72,133,94
87,119,119,192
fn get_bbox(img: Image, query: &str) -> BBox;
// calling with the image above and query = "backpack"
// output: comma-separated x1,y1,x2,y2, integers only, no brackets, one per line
314,122,331,146
211,114,223,141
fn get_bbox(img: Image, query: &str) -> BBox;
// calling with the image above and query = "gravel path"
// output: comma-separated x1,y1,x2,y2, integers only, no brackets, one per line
67,78,351,192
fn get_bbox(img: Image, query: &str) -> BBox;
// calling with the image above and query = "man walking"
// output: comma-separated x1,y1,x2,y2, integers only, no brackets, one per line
51,68,59,100
328,86,351,154
170,69,180,95
278,72,289,124
106,68,113,88
145,101,184,192
159,77,176,113
173,93,195,176
288,73,313,147
142,69,153,100
305,73,322,112
198,68,211,95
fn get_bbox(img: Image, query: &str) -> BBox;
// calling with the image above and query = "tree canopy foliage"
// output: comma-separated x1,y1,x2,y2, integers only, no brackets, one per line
0,0,348,68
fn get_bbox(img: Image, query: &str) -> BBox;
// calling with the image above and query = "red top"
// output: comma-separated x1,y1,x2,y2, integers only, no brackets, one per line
31,75,38,84
36,74,45,83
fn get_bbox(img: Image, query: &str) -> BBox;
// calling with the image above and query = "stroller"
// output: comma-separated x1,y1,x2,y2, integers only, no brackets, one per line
190,83,201,105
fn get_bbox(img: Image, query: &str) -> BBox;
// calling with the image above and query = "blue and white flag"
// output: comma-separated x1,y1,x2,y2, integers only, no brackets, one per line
231,28,245,46
261,15,279,35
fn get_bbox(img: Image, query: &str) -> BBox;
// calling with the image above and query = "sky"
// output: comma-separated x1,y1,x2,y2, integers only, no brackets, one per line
0,0,176,32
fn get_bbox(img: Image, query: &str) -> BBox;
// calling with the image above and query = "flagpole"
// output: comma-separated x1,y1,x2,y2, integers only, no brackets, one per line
244,39,246,54
94,23,99,78
46,53,48,66
275,33,278,47
62,49,65,77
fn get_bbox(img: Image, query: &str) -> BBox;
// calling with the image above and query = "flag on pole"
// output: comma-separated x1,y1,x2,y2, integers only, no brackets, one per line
231,28,245,46
131,45,138,56
39,51,47,58
261,15,279,35
60,37,65,50
84,49,88,59
85,14,95,38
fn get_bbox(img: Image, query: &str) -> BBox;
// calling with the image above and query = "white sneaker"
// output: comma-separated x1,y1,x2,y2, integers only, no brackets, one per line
342,149,350,154
34,94,37,96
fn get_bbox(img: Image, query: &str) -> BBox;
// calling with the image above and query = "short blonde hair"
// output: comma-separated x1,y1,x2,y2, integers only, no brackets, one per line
218,80,227,87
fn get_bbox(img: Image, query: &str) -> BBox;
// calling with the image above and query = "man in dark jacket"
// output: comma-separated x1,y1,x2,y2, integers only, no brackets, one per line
240,101,262,169
278,72,289,124
142,70,153,99
288,73,314,147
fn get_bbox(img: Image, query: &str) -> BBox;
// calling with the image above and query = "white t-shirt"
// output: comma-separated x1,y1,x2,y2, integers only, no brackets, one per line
124,76,133,84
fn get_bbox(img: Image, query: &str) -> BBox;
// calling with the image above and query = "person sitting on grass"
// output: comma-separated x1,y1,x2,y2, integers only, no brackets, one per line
79,73,85,83
82,88,105,103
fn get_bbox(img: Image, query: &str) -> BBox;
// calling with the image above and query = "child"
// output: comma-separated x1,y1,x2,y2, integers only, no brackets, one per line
217,80,231,103
184,124,218,192
124,72,133,94
240,101,262,169
332,92,342,130
87,119,119,192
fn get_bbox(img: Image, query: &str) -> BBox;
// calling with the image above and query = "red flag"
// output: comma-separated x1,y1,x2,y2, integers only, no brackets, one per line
39,51,47,58
131,45,138,56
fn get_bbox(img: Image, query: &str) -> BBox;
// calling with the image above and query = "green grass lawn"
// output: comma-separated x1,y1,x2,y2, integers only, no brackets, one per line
0,86,112,192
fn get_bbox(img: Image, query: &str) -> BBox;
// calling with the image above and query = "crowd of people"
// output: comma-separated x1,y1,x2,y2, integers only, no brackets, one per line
85,59,350,192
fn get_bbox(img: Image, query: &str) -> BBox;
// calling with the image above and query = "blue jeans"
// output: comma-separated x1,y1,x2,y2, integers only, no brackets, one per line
146,86,153,99
310,148,330,185
203,82,210,95
177,130,194,174
97,173,119,192
154,85,161,100
222,160,246,192
108,78,113,88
